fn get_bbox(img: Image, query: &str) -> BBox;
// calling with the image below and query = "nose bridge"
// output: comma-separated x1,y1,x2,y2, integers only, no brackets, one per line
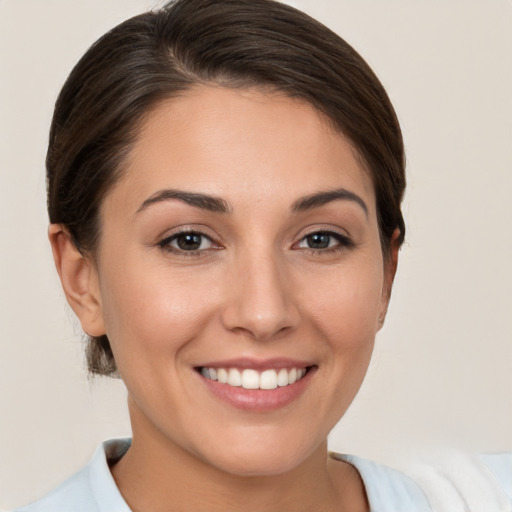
221,242,299,340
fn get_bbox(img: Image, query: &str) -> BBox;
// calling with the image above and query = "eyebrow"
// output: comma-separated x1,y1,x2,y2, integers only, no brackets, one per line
291,188,368,216
136,189,231,214
136,187,368,217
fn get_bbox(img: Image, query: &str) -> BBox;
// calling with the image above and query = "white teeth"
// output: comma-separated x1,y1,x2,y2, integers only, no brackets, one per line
277,368,289,387
260,369,278,390
217,368,228,384
227,368,242,387
201,366,308,389
241,369,260,389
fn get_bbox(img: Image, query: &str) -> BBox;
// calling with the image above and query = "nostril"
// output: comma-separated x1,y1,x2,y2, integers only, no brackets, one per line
221,304,300,341
219,263,301,340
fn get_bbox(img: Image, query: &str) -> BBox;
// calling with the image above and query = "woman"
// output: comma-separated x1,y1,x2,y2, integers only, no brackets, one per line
11,0,511,511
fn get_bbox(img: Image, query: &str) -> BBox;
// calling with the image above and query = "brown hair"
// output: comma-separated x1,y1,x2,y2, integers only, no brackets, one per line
47,0,406,376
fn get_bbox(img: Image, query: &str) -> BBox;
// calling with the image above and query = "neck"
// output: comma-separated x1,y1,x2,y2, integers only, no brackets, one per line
111,401,368,512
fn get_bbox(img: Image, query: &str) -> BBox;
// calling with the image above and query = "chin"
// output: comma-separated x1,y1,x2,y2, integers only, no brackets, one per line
194,427,324,478
211,450,308,478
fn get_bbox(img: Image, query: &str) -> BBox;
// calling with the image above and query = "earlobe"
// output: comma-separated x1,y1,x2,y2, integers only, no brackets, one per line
48,224,106,337
378,228,401,329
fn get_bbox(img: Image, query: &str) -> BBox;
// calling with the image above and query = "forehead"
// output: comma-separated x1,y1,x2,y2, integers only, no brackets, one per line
110,85,376,214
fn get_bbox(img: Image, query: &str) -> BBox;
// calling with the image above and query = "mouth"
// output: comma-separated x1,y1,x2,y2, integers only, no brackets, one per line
198,366,310,390
195,362,316,411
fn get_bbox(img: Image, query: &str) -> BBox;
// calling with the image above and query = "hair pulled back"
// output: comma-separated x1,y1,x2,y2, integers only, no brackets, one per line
47,0,406,376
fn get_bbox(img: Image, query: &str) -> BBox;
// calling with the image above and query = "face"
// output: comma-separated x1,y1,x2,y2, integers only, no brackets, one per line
83,86,394,476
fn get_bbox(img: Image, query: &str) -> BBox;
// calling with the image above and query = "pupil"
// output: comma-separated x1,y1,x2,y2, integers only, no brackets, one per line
307,233,330,249
178,233,201,250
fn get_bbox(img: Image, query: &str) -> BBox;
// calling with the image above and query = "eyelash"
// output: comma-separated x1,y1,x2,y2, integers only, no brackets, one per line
157,229,219,257
296,230,354,255
156,229,354,256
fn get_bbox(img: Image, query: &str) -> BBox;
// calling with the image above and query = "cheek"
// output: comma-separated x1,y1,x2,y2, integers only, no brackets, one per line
98,259,222,363
304,260,384,345
295,261,383,427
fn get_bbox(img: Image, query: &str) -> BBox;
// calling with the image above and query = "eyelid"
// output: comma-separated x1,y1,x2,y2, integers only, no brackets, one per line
156,224,218,242
293,224,351,243
292,227,355,253
156,226,222,255
297,232,344,248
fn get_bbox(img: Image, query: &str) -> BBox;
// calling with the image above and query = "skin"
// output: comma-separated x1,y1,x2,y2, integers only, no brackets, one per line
50,86,398,512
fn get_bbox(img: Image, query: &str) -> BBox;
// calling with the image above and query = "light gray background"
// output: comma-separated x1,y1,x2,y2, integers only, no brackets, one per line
1,0,511,508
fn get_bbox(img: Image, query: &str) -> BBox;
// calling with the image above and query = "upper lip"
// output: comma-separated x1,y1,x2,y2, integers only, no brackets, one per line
195,357,314,371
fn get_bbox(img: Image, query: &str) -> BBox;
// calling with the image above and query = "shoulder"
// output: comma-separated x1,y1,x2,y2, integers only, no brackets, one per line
14,466,97,512
13,439,131,512
337,451,512,512
391,450,512,512
333,453,431,512
479,452,512,504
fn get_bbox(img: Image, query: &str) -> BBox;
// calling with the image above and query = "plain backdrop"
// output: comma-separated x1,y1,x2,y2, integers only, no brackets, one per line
1,0,511,508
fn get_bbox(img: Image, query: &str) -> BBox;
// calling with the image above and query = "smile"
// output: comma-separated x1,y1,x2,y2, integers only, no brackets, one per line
200,367,308,390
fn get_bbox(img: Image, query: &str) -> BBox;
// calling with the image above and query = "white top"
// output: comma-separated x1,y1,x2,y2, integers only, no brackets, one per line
14,439,512,512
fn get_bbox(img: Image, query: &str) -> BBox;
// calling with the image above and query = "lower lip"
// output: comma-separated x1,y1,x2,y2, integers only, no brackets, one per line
199,368,315,412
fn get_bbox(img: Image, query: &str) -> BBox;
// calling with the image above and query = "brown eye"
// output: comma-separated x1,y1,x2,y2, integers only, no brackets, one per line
297,231,353,252
305,233,332,249
176,233,203,250
159,231,215,252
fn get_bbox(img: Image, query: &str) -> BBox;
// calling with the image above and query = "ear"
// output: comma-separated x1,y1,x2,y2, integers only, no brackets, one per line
48,224,106,337
378,228,401,329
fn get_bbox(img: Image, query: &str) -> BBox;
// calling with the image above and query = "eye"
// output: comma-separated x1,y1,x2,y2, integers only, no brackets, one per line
297,231,352,251
158,231,215,253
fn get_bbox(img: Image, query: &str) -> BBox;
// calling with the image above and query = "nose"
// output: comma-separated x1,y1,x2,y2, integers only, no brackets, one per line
220,249,300,341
